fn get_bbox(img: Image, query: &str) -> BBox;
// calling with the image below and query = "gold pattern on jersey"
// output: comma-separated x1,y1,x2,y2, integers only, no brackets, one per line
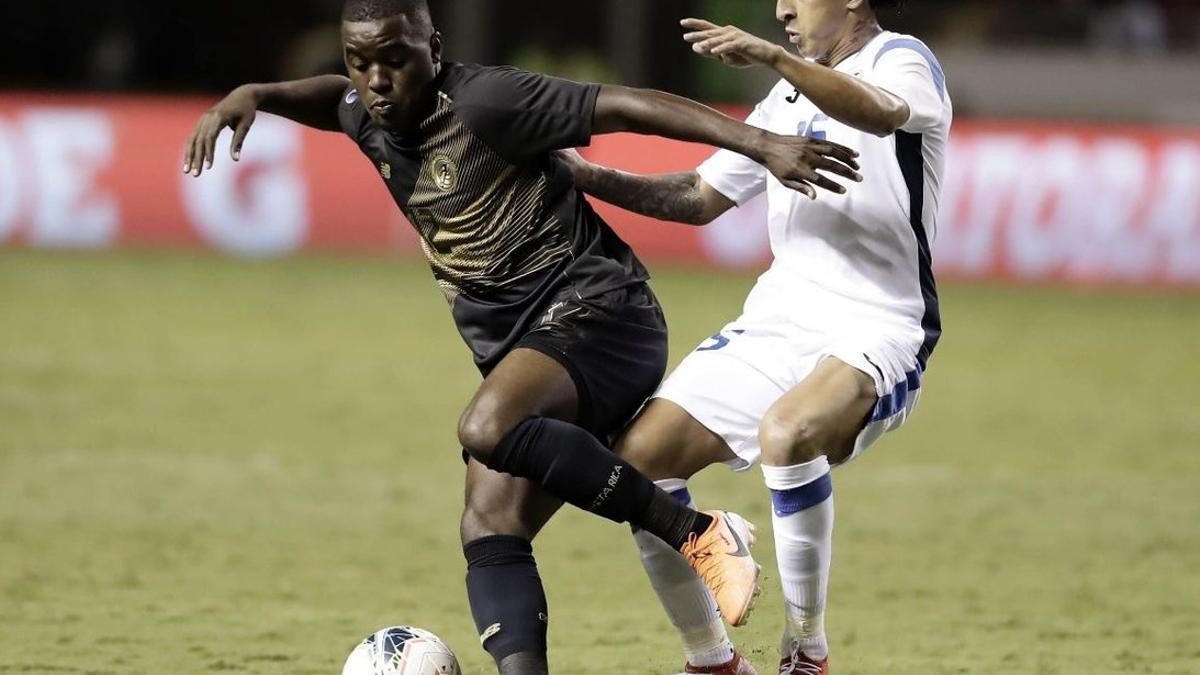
402,91,571,301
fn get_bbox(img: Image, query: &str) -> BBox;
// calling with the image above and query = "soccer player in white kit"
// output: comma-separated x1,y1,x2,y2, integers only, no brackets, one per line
561,1,951,673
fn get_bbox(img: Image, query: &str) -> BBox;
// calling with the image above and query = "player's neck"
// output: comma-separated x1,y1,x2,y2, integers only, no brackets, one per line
820,18,882,68
389,82,440,140
380,64,446,140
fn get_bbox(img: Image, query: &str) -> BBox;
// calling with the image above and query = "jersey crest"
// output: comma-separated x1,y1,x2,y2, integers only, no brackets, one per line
431,154,458,192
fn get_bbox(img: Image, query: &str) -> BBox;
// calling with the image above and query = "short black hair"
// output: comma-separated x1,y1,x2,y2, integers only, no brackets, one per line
342,0,430,23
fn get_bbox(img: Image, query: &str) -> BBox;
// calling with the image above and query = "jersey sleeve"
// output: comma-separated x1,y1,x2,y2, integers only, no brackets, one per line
695,102,770,206
454,66,601,164
868,40,947,133
337,85,372,145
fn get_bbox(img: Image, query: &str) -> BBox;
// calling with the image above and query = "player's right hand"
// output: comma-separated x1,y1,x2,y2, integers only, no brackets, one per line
184,85,260,177
763,135,863,200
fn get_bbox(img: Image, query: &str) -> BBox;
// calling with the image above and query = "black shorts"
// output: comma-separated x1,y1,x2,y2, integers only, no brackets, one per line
510,283,668,441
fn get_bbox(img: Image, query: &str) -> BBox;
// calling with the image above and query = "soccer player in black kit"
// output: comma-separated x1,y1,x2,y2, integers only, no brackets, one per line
183,1,861,672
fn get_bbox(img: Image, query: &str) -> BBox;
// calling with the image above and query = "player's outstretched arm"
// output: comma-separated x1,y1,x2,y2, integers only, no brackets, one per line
593,85,861,200
680,18,909,137
184,75,350,177
558,150,733,226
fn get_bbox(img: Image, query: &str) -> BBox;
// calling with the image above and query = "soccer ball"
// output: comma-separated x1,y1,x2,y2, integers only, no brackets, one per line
342,626,461,675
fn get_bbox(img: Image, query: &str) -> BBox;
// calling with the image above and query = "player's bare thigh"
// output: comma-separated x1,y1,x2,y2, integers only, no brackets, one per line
759,356,877,467
457,348,578,543
458,348,579,463
616,398,739,481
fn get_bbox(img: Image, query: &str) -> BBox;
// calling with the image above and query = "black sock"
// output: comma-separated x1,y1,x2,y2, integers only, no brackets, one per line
644,487,713,549
498,652,550,675
464,536,550,668
486,417,713,550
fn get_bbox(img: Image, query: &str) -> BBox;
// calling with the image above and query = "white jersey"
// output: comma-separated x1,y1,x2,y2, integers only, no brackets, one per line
697,31,952,370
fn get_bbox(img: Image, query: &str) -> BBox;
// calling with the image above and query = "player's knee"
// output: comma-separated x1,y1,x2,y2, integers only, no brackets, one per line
759,412,824,465
457,405,510,465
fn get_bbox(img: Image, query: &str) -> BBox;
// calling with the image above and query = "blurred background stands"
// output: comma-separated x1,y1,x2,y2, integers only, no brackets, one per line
2,0,1198,122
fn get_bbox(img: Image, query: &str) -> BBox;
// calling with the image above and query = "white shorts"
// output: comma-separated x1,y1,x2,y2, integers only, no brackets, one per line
655,319,924,471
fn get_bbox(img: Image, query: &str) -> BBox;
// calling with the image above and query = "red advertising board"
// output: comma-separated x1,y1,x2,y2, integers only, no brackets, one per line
1,94,1198,285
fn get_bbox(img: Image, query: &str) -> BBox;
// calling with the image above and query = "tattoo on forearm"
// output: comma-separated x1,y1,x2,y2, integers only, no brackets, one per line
582,168,708,225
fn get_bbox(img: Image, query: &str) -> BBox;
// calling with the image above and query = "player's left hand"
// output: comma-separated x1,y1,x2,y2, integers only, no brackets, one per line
681,18,784,69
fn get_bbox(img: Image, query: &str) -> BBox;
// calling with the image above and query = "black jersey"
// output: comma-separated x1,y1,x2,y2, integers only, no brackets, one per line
337,63,650,371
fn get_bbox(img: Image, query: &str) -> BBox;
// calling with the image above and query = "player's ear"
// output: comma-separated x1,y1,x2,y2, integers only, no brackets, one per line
847,0,868,11
430,30,443,67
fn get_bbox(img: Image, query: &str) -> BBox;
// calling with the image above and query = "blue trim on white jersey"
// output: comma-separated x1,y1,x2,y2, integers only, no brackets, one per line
874,38,946,100
894,131,942,370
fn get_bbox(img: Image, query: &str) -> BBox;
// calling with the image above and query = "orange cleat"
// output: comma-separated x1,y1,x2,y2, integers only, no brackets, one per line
778,648,828,675
680,510,762,627
680,650,758,674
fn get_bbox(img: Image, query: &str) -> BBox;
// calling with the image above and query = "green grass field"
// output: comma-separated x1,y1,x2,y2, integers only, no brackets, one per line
2,250,1198,675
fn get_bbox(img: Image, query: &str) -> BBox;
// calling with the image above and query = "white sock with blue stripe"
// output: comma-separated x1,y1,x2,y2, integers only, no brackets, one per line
633,479,733,668
763,457,834,662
